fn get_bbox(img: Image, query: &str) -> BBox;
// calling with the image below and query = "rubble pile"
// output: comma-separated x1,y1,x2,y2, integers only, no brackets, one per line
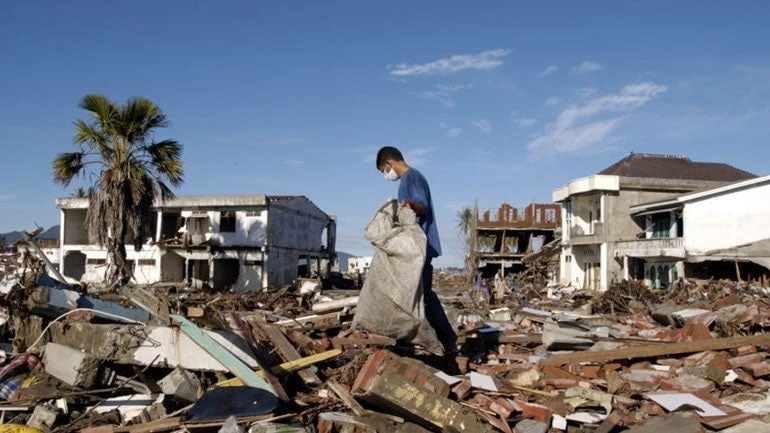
2,250,770,433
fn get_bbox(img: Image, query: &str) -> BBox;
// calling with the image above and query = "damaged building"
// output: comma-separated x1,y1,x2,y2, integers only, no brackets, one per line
56,194,336,291
621,173,770,287
474,203,561,277
553,153,756,291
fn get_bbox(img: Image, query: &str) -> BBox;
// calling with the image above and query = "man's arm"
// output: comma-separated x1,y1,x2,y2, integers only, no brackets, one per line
402,200,428,216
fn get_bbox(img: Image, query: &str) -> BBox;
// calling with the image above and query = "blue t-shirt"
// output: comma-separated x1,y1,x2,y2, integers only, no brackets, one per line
398,168,442,258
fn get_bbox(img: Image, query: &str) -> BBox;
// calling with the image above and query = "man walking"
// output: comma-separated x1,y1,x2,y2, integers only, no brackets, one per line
375,146,458,354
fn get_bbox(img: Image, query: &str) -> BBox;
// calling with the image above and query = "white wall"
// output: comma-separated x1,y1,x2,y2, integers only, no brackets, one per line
193,209,268,247
684,181,770,254
267,198,328,252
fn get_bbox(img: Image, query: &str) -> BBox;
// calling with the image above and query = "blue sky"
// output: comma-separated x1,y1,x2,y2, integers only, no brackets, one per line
2,1,770,267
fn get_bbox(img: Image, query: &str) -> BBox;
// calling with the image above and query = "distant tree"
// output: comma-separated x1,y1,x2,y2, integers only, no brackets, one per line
72,187,88,198
456,204,478,281
0,234,6,249
52,94,184,286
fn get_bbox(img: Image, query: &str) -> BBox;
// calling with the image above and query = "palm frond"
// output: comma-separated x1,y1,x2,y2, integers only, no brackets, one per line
52,152,87,186
79,94,118,136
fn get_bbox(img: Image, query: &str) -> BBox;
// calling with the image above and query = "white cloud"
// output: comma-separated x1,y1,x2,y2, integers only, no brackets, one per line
576,87,597,97
545,96,562,106
470,120,491,134
283,159,304,166
512,117,536,127
528,82,668,155
415,84,470,107
572,61,603,74
388,49,511,76
404,147,436,167
539,65,559,77
446,127,463,138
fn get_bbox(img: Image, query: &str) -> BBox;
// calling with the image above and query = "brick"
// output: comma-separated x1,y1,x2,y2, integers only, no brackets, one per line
580,365,601,379
601,363,622,372
352,350,450,398
467,393,496,410
355,371,494,432
733,368,757,385
541,366,582,381
729,353,763,369
744,362,770,378
451,380,472,400
656,358,684,368
736,345,757,356
514,400,552,423
490,397,517,420
543,378,579,389
455,356,470,374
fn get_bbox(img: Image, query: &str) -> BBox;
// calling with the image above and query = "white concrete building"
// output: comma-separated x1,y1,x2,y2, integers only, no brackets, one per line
56,195,336,291
620,174,770,287
553,153,755,291
347,256,373,276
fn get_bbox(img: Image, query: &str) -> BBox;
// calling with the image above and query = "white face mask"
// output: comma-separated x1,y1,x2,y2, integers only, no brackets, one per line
384,168,399,181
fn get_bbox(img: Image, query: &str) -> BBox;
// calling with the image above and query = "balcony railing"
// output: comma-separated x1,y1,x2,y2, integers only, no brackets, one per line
570,223,603,237
615,237,685,258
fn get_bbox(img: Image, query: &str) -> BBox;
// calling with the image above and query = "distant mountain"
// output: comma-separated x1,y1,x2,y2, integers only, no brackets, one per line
0,225,60,245
336,251,355,271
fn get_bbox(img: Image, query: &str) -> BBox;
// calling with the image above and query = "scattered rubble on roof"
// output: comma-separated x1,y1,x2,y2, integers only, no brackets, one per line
1,237,770,432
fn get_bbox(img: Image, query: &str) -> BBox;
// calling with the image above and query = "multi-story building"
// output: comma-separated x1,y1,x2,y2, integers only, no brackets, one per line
620,174,770,287
474,202,562,276
56,195,336,291
553,153,755,291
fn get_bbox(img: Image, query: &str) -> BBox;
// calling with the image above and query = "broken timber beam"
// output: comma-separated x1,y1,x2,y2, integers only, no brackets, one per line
327,380,369,417
171,315,275,395
540,333,770,366
216,349,342,387
255,322,323,387
311,296,358,313
229,314,289,403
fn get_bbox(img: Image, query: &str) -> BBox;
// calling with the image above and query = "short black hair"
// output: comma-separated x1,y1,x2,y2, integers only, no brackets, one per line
376,146,403,169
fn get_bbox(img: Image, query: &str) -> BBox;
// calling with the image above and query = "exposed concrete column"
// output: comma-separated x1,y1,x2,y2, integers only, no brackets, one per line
669,210,677,237
600,242,608,291
155,211,163,242
623,255,629,280
59,209,65,269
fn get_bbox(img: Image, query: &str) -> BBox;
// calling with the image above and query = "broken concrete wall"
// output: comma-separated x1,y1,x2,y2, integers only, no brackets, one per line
684,179,770,254
267,197,329,253
206,207,268,247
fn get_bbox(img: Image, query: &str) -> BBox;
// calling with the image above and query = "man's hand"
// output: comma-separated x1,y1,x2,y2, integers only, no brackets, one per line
400,200,428,216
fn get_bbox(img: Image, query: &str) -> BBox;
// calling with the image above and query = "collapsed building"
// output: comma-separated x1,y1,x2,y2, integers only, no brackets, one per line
474,203,561,278
553,153,757,291
56,194,337,291
624,173,770,286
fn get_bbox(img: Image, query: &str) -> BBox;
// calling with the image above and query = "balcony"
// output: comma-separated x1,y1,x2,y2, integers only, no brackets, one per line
568,223,604,245
615,237,685,259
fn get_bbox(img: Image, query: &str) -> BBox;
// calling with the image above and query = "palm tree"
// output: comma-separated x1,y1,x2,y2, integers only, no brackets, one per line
52,94,183,286
72,187,88,198
456,203,478,281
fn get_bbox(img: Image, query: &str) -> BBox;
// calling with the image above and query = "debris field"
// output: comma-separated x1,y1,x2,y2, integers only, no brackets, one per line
1,252,770,433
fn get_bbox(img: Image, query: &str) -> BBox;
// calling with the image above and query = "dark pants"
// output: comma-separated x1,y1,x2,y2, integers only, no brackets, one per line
422,258,458,353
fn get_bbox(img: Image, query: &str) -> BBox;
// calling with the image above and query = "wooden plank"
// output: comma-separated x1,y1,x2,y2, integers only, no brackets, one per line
170,315,275,395
540,334,770,366
217,349,342,387
327,380,369,417
256,323,323,387
275,312,344,330
229,314,289,403
311,296,358,313
125,287,170,324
